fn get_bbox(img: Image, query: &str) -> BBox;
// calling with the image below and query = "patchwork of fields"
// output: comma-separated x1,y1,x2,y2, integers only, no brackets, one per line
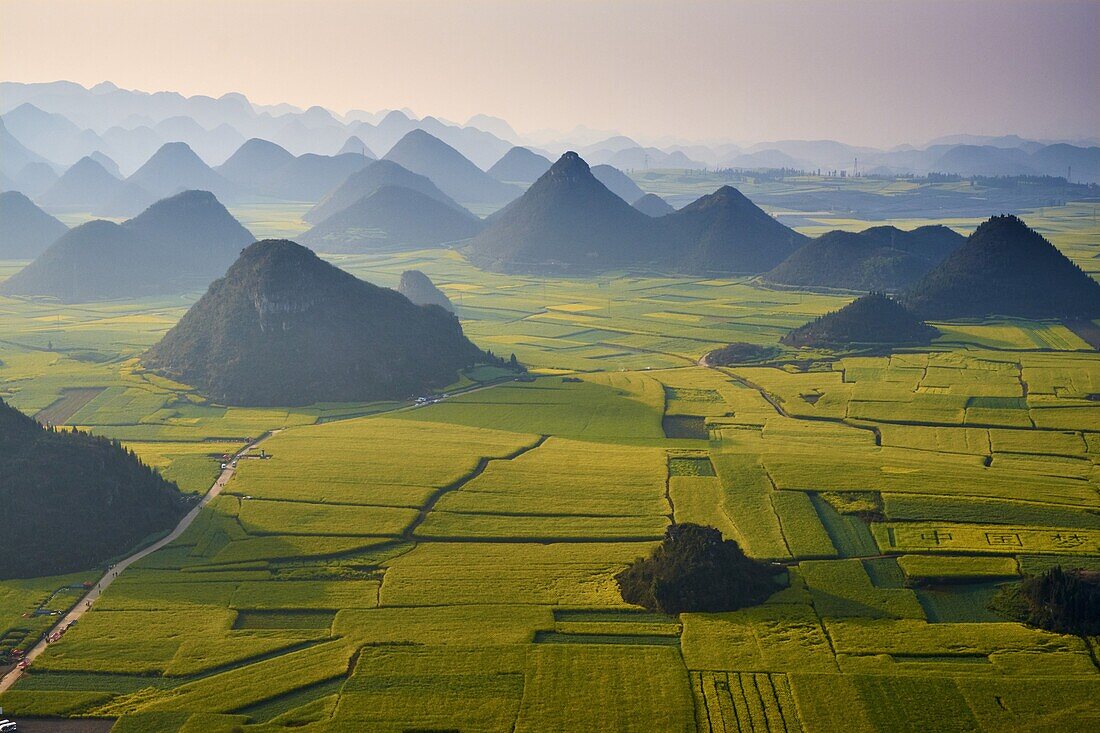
0,195,1098,731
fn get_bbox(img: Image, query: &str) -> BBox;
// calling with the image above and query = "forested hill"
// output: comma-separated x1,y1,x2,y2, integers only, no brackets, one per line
144,239,488,406
782,292,938,348
0,398,186,578
904,215,1100,319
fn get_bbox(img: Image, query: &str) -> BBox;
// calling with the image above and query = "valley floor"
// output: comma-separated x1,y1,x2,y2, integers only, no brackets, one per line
0,198,1098,731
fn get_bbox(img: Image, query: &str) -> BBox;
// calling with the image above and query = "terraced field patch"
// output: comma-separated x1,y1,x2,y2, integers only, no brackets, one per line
33,386,106,424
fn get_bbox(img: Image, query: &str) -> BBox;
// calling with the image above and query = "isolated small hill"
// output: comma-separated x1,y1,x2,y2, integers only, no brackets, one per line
933,145,1035,177
215,138,295,188
904,215,1100,320
398,269,454,311
660,186,807,273
144,240,488,406
466,151,653,273
0,398,186,578
633,193,674,217
304,159,470,224
765,225,964,291
1013,566,1100,636
123,189,256,279
127,142,235,200
2,191,254,301
300,185,483,253
0,191,68,258
782,292,938,348
384,129,521,206
338,136,376,158
487,146,552,184
88,150,122,178
591,164,646,203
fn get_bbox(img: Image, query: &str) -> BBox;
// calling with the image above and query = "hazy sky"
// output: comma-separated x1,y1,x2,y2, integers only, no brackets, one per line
1,0,1096,147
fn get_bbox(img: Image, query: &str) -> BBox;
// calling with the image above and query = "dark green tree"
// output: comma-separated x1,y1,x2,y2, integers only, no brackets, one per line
1018,566,1100,636
616,523,778,614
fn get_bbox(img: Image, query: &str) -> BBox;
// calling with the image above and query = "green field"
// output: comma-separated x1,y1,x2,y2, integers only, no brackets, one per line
1,188,1099,731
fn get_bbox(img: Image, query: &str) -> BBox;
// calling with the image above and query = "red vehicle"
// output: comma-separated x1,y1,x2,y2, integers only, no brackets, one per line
17,660,28,670
10,649,24,658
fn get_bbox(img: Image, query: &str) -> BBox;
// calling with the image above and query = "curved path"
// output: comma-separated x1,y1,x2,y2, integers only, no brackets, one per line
0,436,271,694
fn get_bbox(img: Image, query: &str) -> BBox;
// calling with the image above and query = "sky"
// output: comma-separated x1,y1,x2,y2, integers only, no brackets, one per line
1,0,1097,147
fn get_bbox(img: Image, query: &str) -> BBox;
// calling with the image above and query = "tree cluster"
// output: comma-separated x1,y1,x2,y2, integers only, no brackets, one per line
615,523,778,614
1017,566,1100,636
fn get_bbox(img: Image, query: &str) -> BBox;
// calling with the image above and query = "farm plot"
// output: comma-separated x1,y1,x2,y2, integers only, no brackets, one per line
692,671,803,733
514,645,696,733
420,437,671,540
873,522,1100,556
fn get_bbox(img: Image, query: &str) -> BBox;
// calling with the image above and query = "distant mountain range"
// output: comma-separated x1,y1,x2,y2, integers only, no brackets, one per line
5,80,1095,191
38,155,155,217
144,239,489,406
127,141,236,200
304,159,468,225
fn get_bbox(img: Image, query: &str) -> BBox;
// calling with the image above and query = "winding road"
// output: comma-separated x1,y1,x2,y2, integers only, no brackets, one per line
0,376,517,694
0,436,269,694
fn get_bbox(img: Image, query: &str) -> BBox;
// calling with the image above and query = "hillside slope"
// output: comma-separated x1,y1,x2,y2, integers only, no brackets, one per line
904,215,1100,319
764,225,964,291
0,190,68,258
